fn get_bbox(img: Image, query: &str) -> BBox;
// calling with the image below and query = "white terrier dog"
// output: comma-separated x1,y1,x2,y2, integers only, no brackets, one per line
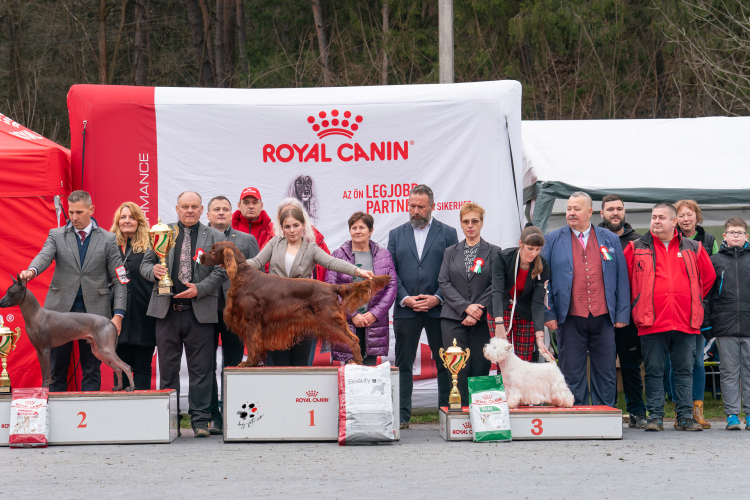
483,337,574,409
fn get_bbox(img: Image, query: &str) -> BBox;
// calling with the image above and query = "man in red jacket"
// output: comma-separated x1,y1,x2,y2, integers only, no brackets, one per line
231,187,274,249
624,202,715,432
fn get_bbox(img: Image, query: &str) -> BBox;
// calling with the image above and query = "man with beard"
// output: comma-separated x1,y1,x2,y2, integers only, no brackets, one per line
599,194,646,428
542,192,630,408
388,185,458,428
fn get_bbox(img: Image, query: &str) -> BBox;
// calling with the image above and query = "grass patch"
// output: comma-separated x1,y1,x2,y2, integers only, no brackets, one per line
409,413,440,423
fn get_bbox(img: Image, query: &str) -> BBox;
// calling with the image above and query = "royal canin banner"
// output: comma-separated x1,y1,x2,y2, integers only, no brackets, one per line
67,81,522,406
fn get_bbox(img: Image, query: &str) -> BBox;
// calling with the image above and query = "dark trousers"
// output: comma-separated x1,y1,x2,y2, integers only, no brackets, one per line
113,344,154,390
209,314,246,422
269,337,314,366
614,325,646,415
155,307,215,424
355,327,378,366
394,314,450,423
50,306,101,392
558,313,617,407
641,331,695,419
441,318,492,406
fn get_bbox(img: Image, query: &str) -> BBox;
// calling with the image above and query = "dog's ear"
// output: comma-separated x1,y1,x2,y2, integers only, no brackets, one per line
505,344,513,353
11,273,17,285
223,247,238,280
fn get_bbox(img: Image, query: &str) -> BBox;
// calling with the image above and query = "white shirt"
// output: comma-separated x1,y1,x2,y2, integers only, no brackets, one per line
413,218,432,260
76,222,93,241
571,224,592,247
284,252,296,277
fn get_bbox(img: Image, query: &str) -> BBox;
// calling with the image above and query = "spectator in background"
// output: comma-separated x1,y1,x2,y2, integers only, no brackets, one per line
231,187,274,249
672,199,719,428
542,192,629,408
327,212,397,366
20,190,126,392
624,203,715,432
491,226,553,362
388,185,458,429
206,195,259,435
599,194,647,429
703,217,750,431
109,202,156,390
438,203,499,406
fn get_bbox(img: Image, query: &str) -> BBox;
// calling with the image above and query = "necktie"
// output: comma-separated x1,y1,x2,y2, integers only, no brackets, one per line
79,230,87,242
177,229,192,284
578,232,585,248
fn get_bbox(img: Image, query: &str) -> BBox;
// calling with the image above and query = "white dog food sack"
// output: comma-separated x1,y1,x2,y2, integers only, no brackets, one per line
468,376,512,442
338,362,395,445
9,387,50,448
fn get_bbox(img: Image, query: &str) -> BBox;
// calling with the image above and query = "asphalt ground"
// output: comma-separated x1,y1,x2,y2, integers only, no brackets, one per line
4,419,746,499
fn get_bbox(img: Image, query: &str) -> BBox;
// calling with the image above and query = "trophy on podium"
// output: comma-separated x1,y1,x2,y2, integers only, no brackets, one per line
0,317,21,394
439,338,470,412
148,218,179,296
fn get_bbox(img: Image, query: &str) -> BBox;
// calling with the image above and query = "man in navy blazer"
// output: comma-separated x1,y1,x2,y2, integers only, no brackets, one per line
542,192,630,407
388,185,459,428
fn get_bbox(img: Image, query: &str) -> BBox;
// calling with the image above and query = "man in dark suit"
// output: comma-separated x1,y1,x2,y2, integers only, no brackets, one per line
205,195,259,434
387,184,459,428
542,191,630,408
21,190,126,392
140,191,227,438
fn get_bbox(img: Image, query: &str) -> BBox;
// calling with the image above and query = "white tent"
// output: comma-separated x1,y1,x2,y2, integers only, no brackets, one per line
522,117,750,232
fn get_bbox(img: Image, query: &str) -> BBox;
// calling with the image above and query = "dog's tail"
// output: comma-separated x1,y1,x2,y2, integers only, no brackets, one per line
333,275,391,314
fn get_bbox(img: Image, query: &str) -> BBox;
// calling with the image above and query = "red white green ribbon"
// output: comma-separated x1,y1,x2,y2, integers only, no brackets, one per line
193,248,205,262
599,245,612,261
472,257,484,273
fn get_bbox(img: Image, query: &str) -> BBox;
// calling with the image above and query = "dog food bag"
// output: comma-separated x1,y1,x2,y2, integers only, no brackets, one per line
338,362,395,445
9,387,50,448
468,375,512,442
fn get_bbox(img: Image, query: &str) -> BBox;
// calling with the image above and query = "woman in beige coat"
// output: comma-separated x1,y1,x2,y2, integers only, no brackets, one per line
247,207,374,366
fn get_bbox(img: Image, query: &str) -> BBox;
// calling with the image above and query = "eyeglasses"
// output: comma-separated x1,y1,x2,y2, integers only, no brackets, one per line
726,231,747,237
461,219,481,226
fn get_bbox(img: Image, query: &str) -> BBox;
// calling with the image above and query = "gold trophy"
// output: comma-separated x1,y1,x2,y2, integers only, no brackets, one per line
148,217,179,296
439,339,471,412
0,317,21,394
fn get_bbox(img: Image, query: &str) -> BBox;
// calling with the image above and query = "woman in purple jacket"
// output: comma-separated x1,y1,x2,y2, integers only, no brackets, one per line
326,212,397,365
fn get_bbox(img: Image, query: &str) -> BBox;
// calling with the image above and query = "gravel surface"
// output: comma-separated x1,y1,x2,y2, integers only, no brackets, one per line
4,421,746,499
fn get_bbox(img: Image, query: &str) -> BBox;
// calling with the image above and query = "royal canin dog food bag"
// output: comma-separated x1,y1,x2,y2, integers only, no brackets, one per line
468,375,512,442
337,362,395,445
9,387,50,448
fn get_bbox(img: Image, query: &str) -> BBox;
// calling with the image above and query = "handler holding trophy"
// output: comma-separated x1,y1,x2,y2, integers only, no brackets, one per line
148,218,178,296
0,317,21,393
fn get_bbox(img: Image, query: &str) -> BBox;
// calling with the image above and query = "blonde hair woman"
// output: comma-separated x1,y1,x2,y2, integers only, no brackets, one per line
109,202,156,389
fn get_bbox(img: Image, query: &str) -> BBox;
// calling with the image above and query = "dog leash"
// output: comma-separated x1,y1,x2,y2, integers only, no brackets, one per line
506,250,520,349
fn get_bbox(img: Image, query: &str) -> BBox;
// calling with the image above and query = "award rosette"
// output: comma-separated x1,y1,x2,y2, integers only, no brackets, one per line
148,217,179,296
439,339,471,412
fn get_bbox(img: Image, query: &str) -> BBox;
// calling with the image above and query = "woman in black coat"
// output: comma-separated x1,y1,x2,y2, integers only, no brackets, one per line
110,202,156,390
491,226,554,361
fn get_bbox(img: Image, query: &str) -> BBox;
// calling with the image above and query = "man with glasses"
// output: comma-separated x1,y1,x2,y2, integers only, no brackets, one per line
703,218,750,430
141,191,227,438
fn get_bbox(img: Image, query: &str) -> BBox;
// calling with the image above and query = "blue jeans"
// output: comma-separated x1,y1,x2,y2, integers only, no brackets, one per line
642,331,696,419
663,334,705,401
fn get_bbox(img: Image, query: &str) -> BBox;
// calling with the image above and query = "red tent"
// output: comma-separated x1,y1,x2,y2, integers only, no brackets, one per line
0,111,71,389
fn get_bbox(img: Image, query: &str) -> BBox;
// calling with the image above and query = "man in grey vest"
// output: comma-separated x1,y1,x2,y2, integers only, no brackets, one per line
20,190,127,392
205,195,259,435
140,191,227,438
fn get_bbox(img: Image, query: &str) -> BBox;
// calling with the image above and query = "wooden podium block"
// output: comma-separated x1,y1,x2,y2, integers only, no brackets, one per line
0,390,179,446
224,366,400,442
440,405,622,441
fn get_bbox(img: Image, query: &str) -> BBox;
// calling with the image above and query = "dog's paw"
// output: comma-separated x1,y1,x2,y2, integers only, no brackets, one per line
111,386,122,392
237,361,252,368
125,386,135,393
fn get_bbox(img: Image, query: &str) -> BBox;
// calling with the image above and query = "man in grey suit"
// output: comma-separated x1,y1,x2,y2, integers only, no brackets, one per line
20,190,126,392
140,191,227,438
387,185,459,428
205,195,259,434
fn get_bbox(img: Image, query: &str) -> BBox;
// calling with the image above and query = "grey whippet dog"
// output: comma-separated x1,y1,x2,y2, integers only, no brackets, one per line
0,275,134,391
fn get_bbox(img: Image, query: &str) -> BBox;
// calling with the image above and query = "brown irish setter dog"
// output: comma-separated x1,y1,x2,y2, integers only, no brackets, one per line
200,241,391,366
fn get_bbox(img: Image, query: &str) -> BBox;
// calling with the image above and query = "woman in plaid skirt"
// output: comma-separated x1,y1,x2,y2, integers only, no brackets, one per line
490,226,554,361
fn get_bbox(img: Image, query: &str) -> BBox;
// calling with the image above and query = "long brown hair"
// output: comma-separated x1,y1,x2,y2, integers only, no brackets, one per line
110,202,150,253
519,226,545,279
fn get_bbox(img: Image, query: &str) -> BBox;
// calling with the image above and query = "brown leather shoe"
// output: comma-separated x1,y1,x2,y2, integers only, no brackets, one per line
693,401,711,429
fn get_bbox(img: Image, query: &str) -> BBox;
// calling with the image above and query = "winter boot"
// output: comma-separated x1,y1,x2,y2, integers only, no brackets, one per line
692,401,711,429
